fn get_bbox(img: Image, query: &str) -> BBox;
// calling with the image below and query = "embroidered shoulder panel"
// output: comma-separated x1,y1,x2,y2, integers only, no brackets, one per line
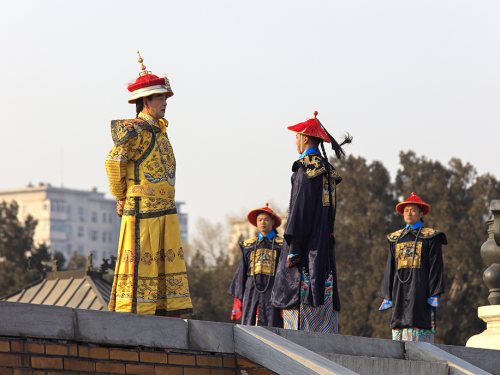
275,236,283,245
111,119,157,147
418,228,444,239
387,227,445,242
241,236,258,248
387,229,406,242
294,154,342,182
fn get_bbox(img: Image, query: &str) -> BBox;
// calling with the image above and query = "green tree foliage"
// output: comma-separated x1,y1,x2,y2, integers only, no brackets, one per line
0,201,51,296
183,219,237,322
185,250,237,323
53,251,67,270
331,155,400,339
332,151,500,345
66,251,87,270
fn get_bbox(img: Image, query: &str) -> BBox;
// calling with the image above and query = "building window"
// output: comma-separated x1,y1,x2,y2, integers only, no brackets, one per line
102,232,107,242
109,233,113,243
103,251,108,260
78,207,85,221
108,213,113,223
91,212,97,223
67,244,72,253
78,226,84,237
102,213,107,223
91,231,98,241
78,245,85,254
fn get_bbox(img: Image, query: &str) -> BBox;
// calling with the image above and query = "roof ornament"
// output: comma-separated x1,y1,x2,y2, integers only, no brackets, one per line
86,252,93,272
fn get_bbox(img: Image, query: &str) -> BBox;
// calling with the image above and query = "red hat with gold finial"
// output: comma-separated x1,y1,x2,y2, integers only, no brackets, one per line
287,111,330,143
127,50,174,104
395,192,431,215
247,203,282,229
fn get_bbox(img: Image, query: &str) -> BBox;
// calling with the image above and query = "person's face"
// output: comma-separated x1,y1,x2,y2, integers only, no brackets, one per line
145,94,167,118
403,204,424,226
256,213,275,236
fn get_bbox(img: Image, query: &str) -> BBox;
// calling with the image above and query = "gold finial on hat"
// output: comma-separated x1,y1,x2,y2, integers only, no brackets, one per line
136,50,151,76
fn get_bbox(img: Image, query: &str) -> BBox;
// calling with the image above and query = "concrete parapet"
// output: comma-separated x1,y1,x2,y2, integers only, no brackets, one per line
406,341,491,375
235,325,358,375
319,353,448,375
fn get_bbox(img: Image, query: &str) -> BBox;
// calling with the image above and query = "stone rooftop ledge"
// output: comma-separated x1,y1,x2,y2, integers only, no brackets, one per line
0,301,235,353
1,301,498,375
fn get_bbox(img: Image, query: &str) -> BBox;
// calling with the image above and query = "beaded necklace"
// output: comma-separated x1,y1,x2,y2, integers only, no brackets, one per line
252,236,276,293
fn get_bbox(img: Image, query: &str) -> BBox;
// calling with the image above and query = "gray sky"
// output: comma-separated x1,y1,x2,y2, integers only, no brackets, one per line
1,1,498,237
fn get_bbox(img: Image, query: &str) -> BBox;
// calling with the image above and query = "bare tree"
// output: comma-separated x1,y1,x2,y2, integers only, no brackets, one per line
189,218,227,265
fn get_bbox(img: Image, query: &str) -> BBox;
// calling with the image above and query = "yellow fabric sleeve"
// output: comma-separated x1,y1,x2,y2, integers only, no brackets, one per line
105,132,147,200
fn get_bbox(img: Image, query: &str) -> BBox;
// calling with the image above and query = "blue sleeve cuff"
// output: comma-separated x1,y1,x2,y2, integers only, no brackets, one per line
427,295,440,307
379,299,392,310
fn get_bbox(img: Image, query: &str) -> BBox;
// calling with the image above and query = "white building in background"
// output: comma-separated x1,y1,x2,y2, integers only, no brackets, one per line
0,184,189,264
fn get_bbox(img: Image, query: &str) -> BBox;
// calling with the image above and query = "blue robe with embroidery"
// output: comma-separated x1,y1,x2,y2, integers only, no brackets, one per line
270,152,341,311
380,227,446,330
228,235,284,327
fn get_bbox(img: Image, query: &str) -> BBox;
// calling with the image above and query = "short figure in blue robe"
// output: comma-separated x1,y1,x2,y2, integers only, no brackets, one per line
228,204,284,327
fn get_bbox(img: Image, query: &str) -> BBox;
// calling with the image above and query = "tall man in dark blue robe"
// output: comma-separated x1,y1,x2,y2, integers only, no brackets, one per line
271,111,351,333
228,204,284,327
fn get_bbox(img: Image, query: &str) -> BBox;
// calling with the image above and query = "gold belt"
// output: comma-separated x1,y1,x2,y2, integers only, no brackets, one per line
126,184,175,200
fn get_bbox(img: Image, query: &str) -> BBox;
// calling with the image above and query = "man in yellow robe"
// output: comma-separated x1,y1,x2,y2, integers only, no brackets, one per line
105,52,193,316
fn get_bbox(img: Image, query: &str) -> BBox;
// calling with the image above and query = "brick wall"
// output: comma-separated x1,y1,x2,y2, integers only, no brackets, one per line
0,337,276,375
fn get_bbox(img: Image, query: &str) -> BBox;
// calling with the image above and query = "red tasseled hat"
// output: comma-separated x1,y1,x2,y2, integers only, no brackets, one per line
128,74,169,92
247,203,282,229
395,192,431,215
127,51,174,103
287,111,330,143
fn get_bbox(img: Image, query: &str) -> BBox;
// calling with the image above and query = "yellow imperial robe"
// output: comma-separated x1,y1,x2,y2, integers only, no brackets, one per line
105,112,193,316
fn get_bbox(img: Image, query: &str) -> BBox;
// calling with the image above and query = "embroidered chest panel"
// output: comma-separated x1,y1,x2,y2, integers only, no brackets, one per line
249,247,277,276
396,241,423,269
142,134,176,186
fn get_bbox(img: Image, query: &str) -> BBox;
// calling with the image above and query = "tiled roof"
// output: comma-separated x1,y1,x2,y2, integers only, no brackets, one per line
0,270,112,310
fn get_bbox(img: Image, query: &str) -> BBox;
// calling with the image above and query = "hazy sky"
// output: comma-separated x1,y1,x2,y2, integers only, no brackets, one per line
1,1,498,238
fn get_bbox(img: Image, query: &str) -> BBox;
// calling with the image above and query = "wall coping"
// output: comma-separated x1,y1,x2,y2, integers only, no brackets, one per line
1,301,497,375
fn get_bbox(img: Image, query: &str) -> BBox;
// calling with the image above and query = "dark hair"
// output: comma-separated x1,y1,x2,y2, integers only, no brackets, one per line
135,95,154,117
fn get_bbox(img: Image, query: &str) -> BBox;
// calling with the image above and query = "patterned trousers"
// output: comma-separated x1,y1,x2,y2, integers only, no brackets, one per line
282,272,339,333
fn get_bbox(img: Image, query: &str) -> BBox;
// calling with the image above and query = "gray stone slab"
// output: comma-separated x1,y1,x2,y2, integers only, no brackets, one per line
319,353,448,375
74,309,189,349
271,327,405,359
406,341,492,375
0,301,75,340
187,319,235,353
436,344,500,375
235,325,359,375
490,200,500,211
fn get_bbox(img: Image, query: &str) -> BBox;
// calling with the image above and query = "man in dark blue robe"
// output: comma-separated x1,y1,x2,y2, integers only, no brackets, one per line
379,192,446,342
271,111,351,333
228,204,284,327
